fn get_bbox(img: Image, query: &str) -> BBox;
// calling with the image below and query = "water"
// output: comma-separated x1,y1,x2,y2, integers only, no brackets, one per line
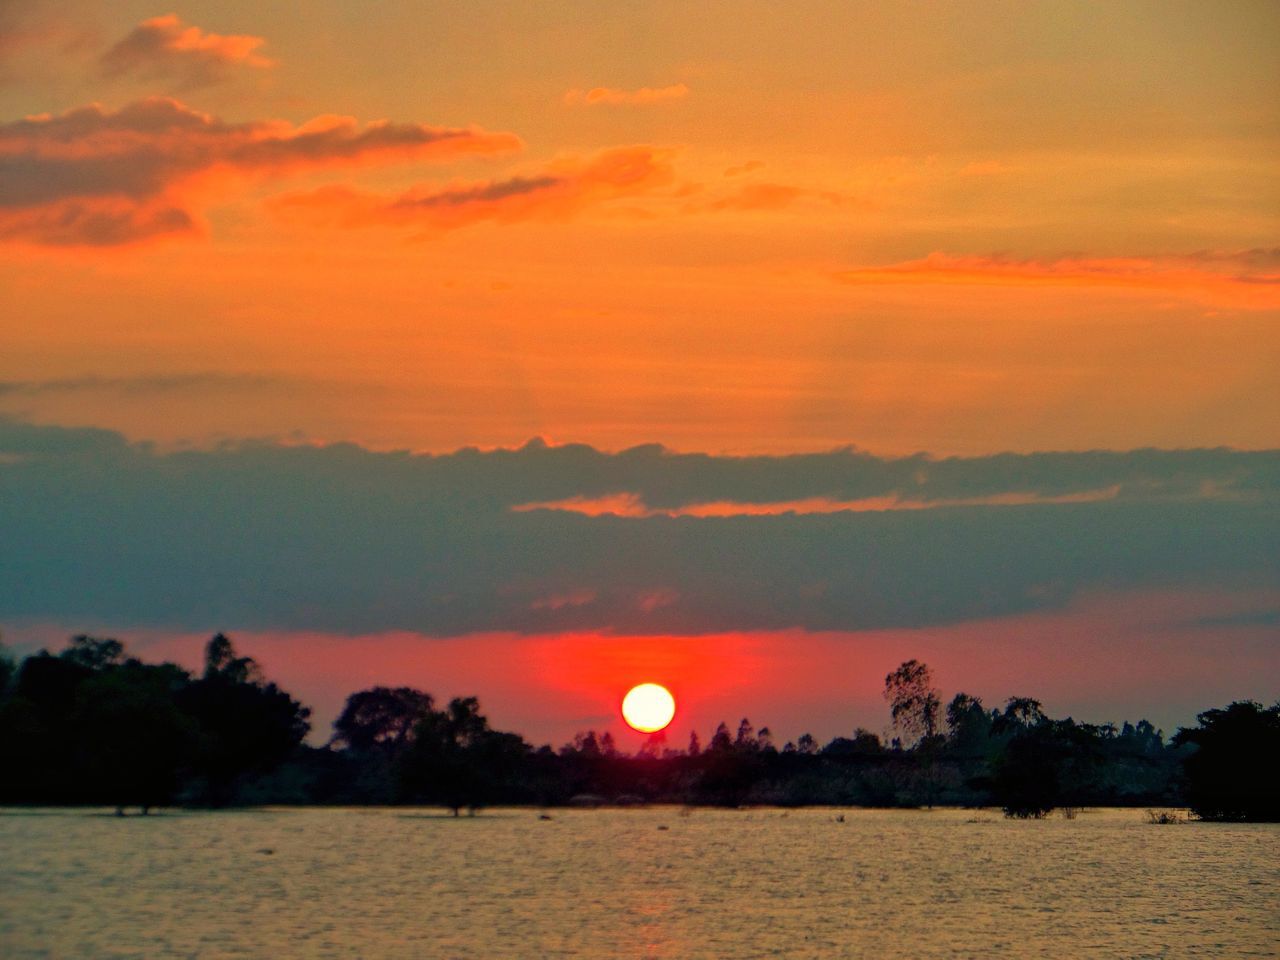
1,807,1277,959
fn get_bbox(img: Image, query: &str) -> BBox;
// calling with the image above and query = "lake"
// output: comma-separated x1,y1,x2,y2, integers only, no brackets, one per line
1,807,1277,959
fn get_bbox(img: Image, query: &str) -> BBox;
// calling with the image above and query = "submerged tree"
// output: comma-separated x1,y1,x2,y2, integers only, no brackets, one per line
73,660,195,813
399,696,531,814
1174,701,1280,822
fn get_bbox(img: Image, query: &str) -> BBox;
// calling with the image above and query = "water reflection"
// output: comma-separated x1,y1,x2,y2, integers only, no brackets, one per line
1,807,1277,959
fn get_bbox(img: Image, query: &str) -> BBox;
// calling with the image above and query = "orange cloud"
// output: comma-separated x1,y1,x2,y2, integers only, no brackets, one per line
512,487,1122,518
272,145,677,231
723,160,765,177
704,181,846,212
101,14,274,87
835,251,1280,308
564,83,690,106
0,97,522,245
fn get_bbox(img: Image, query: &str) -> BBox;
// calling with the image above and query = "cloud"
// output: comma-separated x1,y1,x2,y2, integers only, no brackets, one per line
723,161,765,178
100,14,272,88
703,181,846,212
1,419,1276,638
512,487,1122,518
0,97,522,245
564,84,689,107
272,145,676,231
0,372,304,398
835,251,1280,309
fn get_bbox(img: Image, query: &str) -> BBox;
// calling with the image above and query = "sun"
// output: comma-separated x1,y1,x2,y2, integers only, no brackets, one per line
621,683,676,733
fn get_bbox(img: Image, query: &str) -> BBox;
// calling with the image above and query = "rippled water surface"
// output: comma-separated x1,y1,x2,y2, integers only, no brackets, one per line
2,806,1277,959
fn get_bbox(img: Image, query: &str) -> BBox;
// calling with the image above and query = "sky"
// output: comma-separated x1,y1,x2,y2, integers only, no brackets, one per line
1,1,1277,747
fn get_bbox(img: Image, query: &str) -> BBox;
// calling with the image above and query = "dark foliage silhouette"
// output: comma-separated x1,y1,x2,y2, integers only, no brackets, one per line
177,634,311,806
0,645,1267,817
1174,701,1280,821
0,634,306,809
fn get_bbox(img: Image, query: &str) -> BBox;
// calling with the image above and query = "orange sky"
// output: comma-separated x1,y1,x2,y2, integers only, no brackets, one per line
1,0,1277,455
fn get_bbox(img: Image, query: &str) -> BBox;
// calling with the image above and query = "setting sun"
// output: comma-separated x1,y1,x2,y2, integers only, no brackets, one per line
621,683,676,733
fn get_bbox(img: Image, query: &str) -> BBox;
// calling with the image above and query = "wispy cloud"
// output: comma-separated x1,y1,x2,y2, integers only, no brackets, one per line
564,83,689,107
702,182,847,213
273,145,676,231
0,97,521,245
835,251,1280,308
0,372,368,398
100,14,273,88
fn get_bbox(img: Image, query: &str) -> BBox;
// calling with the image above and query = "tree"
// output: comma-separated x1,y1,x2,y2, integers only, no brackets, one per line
709,722,733,753
178,634,310,805
73,660,195,813
331,687,434,753
203,632,260,684
945,693,992,760
945,693,985,736
884,660,941,748
994,697,1046,735
400,696,530,814
991,718,1104,818
60,635,125,672
822,728,883,758
1174,701,1280,821
0,652,94,801
0,641,15,698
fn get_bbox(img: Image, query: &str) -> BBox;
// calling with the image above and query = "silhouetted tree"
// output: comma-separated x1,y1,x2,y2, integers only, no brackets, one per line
991,717,1105,817
884,660,941,747
994,697,1047,735
331,687,434,753
944,693,993,764
0,652,93,800
709,722,733,752
0,642,16,698
73,660,195,812
1174,701,1280,821
637,731,666,759
564,730,603,759
823,729,883,758
400,696,530,814
178,634,310,805
60,635,125,672
687,730,701,757
735,718,756,751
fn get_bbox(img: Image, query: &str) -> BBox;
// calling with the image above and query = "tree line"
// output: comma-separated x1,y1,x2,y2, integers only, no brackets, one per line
0,638,1276,820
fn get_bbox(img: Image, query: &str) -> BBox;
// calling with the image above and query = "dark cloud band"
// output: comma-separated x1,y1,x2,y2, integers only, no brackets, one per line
1,419,1275,636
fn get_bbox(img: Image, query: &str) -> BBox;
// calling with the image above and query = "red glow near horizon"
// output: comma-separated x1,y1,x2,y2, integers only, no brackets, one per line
35,584,1275,751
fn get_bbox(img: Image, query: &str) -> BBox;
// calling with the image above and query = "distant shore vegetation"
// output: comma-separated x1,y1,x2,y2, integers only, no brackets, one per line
0,636,1276,821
